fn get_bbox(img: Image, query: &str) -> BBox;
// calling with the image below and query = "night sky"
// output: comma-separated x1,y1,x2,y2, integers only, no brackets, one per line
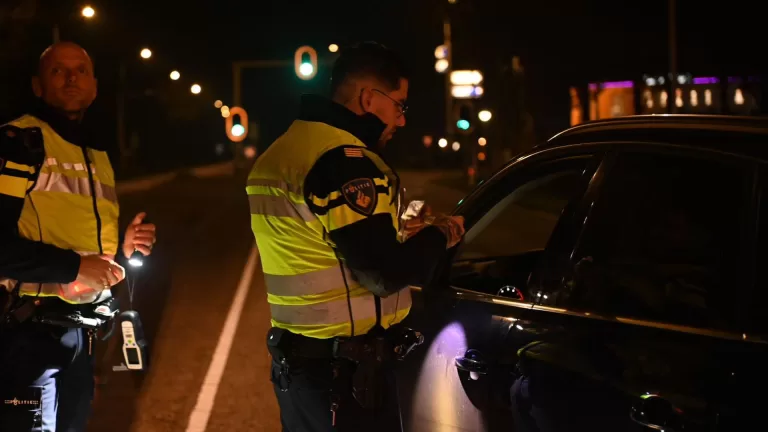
1,0,765,173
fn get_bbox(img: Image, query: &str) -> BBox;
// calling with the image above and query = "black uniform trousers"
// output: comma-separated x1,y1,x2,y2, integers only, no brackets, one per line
270,348,402,432
0,322,94,432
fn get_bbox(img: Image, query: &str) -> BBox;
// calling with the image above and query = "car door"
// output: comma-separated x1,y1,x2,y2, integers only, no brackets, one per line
398,146,605,432
514,145,767,432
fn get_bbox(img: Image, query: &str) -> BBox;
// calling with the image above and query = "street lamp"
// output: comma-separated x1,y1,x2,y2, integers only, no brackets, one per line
81,6,95,18
190,84,202,94
478,110,492,122
435,59,449,74
329,44,339,53
452,141,461,151
438,138,448,148
140,48,152,60
214,100,223,109
170,70,180,80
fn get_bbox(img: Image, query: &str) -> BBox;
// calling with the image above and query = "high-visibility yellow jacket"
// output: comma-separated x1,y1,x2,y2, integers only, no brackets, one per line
246,99,412,339
0,112,119,304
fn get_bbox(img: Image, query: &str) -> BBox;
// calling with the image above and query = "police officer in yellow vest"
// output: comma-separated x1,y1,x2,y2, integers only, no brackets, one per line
0,42,157,431
247,42,465,431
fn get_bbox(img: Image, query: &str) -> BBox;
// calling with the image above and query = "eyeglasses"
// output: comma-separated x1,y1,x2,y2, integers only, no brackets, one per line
371,89,408,118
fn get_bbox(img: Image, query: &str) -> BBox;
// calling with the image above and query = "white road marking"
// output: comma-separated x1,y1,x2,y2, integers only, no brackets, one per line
185,246,260,432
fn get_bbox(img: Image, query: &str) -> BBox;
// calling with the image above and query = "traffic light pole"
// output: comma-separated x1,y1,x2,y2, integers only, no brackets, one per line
443,17,453,142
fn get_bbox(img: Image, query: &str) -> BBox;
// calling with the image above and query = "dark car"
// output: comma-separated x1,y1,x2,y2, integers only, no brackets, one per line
398,115,768,432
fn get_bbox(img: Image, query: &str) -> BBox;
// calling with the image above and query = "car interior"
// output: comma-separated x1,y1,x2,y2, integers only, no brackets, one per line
447,168,588,301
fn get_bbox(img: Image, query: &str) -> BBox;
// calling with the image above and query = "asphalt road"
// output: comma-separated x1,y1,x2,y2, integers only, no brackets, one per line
85,167,467,432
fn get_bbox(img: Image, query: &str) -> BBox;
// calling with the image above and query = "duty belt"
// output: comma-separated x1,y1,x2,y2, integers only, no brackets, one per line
266,325,424,363
1,295,119,330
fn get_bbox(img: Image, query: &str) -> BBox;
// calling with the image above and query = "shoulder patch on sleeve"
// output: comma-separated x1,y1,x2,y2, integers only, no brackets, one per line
342,178,378,215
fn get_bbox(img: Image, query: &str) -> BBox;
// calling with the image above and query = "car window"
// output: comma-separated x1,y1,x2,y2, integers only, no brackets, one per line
449,156,597,297
565,151,751,332
752,167,768,334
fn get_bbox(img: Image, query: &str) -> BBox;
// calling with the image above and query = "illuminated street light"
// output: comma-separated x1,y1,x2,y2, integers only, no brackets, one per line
81,6,95,18
170,70,180,80
434,45,448,60
438,138,448,148
221,110,230,118
478,137,487,146
478,110,492,122
435,59,449,74
329,44,339,53
190,84,202,94
451,141,461,151
214,100,223,109
140,48,152,60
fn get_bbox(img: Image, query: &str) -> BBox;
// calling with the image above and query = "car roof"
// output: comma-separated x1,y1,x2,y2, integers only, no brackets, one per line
541,115,768,160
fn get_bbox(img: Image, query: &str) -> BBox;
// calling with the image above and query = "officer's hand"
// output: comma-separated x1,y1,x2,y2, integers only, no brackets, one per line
122,212,157,259
431,215,465,248
77,255,126,291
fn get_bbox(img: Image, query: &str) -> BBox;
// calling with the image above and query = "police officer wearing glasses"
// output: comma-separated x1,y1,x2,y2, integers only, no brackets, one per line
246,42,465,431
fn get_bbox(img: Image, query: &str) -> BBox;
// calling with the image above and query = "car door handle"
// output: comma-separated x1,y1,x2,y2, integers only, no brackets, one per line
455,349,488,375
630,394,683,432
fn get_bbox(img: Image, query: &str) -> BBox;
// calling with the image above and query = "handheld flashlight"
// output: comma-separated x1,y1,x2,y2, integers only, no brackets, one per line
128,250,144,268
127,216,151,268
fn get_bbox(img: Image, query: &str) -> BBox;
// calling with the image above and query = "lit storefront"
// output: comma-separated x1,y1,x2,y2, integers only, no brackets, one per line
570,75,761,126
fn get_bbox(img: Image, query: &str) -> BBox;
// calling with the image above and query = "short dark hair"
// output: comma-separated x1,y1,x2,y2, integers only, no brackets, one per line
330,42,408,100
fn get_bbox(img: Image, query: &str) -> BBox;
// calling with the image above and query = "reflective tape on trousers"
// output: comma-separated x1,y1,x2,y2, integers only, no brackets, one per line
248,194,316,221
269,289,411,326
33,172,117,203
264,266,356,297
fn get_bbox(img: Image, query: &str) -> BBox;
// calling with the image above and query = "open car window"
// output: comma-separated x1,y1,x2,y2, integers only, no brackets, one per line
450,155,598,299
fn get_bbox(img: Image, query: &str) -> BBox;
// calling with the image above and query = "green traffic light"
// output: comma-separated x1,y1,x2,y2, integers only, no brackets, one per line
299,62,314,77
231,124,245,137
457,119,470,130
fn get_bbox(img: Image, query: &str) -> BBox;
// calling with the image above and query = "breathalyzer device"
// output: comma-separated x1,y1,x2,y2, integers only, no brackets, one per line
119,310,148,371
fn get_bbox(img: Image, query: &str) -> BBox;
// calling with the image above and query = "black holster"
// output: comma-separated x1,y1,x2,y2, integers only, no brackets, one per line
335,326,425,410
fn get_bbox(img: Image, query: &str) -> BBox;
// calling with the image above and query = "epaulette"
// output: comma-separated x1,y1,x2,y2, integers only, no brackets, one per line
0,125,45,167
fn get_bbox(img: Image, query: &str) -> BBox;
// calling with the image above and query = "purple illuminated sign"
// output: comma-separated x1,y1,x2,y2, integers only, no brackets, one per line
692,77,719,85
601,80,634,89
